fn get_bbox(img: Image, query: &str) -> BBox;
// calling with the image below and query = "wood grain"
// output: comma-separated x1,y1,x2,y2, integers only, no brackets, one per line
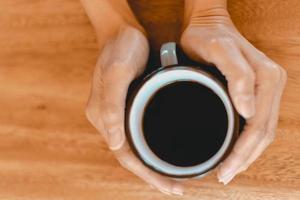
0,0,299,199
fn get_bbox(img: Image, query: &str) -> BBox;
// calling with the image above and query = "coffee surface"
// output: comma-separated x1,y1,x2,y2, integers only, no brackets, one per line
143,81,228,167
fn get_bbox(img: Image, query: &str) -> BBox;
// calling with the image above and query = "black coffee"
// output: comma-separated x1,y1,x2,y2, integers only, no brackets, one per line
143,81,228,167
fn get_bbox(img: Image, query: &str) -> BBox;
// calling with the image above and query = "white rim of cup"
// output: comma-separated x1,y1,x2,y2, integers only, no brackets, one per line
128,66,235,177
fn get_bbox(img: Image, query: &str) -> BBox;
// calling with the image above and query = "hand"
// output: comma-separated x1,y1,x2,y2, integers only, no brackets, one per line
181,7,287,184
81,0,183,195
85,25,183,195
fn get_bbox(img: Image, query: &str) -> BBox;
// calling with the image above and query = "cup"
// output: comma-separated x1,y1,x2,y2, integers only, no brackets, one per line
125,42,243,178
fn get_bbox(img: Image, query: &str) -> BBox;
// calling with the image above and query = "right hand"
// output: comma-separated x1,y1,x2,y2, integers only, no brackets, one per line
85,25,183,195
180,7,287,184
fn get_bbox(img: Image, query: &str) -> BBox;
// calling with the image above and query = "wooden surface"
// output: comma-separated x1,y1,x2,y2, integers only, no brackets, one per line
0,0,299,199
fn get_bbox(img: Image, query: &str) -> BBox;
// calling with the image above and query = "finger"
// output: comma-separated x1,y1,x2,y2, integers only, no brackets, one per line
217,89,275,185
217,46,283,184
206,39,256,118
115,143,184,195
237,45,287,170
236,61,287,172
238,84,285,173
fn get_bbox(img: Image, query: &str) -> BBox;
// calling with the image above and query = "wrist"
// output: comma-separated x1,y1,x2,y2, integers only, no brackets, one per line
81,0,145,46
183,0,229,28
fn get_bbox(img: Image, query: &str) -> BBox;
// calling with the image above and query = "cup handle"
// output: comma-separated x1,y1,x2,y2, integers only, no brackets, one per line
160,42,178,67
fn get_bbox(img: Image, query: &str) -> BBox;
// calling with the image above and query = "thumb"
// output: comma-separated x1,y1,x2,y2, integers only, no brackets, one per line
86,51,139,150
87,27,149,150
99,66,135,150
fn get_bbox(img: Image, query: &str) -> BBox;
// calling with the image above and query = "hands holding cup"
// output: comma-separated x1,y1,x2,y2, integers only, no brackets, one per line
81,0,287,195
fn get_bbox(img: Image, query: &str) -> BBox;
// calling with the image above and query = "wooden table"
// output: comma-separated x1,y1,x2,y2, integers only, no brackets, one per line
0,0,299,199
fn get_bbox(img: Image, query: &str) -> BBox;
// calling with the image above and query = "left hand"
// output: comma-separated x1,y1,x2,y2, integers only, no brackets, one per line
181,7,287,184
80,0,184,194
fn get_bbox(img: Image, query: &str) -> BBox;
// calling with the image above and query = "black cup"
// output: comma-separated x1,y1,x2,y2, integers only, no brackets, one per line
125,42,244,178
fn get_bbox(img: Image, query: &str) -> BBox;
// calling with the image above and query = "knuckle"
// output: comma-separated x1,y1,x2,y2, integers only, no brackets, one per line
85,106,105,134
239,70,255,84
247,124,267,140
259,61,282,88
85,104,105,134
85,103,98,125
208,38,219,46
255,125,268,138
85,105,93,123
230,70,255,91
206,37,235,61
262,61,281,81
221,37,235,44
208,37,234,49
85,99,122,134
101,105,121,125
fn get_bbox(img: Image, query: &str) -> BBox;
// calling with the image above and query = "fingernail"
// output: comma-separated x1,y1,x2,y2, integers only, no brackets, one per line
107,127,125,150
236,95,255,118
172,183,183,196
217,167,235,184
221,172,236,185
218,167,237,185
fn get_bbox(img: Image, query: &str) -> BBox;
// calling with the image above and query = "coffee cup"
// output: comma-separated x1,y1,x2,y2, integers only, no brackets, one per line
125,42,244,178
